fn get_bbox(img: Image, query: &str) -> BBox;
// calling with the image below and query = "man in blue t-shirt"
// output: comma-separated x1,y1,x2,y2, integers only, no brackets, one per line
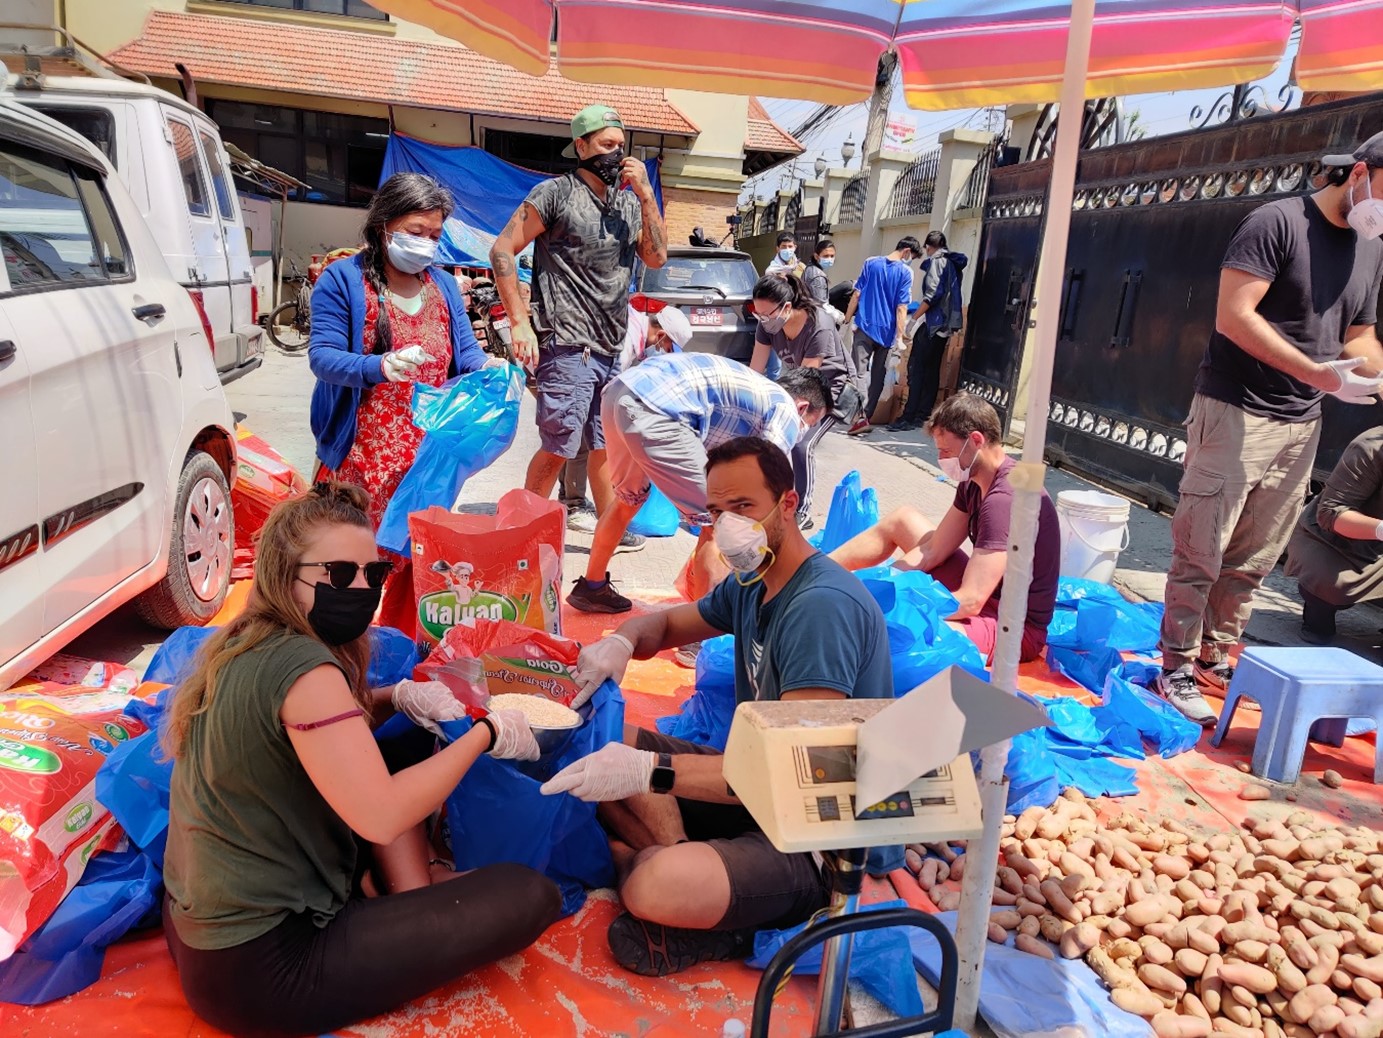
842,236,920,433
540,436,893,977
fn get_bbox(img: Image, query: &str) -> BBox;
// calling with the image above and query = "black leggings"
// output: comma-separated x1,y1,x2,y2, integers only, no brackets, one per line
166,865,562,1038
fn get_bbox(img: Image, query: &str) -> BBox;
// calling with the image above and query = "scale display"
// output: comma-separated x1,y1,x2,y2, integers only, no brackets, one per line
723,699,984,854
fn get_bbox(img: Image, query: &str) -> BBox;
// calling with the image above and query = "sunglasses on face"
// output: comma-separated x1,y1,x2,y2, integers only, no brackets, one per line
296,560,394,589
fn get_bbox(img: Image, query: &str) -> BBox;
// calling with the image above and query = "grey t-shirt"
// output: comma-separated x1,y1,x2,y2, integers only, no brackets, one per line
697,551,893,704
525,172,643,356
1196,196,1383,422
755,306,860,405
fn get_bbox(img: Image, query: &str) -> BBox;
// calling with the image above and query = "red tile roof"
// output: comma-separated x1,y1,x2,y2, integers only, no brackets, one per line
110,10,698,136
746,97,803,156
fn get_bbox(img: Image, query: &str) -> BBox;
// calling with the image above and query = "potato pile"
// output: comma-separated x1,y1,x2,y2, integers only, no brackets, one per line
905,788,1383,1038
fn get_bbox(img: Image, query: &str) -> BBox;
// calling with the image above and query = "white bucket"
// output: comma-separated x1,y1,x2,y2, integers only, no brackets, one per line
1057,490,1131,585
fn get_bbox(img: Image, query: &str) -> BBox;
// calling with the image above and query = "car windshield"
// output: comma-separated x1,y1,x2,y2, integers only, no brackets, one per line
642,255,757,297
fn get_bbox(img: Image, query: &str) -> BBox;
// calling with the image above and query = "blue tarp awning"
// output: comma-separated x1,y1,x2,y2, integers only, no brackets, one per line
380,133,662,276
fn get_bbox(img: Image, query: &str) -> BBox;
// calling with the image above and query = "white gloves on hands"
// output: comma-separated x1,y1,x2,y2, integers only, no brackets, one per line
482,356,509,370
571,633,635,708
392,680,466,736
1321,357,1383,404
539,742,656,801
484,708,540,761
382,351,422,383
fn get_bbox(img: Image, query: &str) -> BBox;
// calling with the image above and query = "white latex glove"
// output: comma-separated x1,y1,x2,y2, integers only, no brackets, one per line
484,708,540,761
382,351,422,383
571,633,635,709
482,355,509,370
1321,356,1383,404
392,680,465,736
539,742,656,801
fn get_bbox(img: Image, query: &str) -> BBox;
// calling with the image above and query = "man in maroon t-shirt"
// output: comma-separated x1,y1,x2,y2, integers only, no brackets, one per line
831,393,1061,662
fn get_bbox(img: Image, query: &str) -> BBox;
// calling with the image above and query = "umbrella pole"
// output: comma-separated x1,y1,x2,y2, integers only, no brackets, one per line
950,0,1096,1028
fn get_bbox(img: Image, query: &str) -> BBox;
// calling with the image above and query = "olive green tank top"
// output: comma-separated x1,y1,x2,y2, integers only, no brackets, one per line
164,632,357,950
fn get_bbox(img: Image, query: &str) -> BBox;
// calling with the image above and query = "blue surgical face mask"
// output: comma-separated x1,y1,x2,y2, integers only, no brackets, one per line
386,230,438,275
778,248,795,264
820,257,835,270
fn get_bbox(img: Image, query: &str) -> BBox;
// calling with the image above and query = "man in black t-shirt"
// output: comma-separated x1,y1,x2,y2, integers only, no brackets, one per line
491,105,668,604
1156,132,1383,727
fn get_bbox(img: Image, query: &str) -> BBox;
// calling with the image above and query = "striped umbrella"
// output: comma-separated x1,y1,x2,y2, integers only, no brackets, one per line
371,0,1382,106
370,0,1382,1031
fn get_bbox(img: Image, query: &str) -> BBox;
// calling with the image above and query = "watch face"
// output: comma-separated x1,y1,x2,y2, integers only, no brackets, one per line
651,766,675,794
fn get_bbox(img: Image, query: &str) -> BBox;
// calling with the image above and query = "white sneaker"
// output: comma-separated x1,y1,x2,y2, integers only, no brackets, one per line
1154,667,1217,728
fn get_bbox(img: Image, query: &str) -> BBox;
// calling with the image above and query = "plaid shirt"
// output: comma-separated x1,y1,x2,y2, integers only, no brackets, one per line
616,352,805,454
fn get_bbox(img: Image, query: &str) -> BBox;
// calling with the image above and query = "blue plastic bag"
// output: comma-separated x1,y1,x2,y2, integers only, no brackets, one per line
811,471,880,554
1047,646,1200,759
1047,577,1163,654
910,912,1154,1038
377,365,525,554
144,624,216,685
0,845,161,1005
96,690,174,867
656,635,736,748
628,483,680,537
440,680,624,917
749,900,924,1018
855,565,987,691
1005,727,1062,814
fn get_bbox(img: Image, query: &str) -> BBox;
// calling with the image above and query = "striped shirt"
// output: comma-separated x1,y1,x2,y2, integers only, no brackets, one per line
616,352,805,455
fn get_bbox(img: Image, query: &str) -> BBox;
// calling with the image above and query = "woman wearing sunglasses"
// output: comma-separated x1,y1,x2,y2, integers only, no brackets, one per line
161,483,561,1037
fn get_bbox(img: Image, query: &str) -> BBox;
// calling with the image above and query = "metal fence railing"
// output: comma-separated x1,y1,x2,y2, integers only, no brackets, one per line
884,148,940,219
957,130,1011,212
837,174,868,225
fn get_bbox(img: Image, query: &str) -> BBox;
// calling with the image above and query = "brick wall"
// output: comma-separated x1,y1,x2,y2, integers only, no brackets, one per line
662,186,738,249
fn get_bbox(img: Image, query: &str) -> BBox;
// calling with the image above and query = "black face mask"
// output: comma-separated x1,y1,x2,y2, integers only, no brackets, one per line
578,147,625,187
302,581,381,646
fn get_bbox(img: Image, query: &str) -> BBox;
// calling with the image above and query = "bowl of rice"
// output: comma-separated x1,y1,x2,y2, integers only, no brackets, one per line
486,693,583,752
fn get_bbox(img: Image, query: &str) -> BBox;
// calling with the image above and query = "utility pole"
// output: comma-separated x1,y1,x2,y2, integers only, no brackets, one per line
859,50,898,169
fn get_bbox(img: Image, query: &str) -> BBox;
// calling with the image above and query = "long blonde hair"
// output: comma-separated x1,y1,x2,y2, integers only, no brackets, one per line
162,482,376,759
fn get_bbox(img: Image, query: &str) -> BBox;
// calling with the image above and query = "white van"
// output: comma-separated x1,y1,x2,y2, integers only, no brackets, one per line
0,97,238,690
8,74,264,384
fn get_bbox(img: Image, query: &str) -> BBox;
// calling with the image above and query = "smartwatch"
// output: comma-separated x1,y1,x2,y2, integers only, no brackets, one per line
650,752,675,794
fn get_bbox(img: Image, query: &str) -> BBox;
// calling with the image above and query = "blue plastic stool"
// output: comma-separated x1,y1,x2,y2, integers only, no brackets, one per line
1209,647,1383,784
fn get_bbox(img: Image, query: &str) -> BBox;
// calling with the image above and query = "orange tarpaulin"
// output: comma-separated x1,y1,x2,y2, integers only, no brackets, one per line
9,596,1383,1035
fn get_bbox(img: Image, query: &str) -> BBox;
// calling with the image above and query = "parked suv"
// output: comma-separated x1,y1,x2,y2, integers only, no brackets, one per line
0,98,237,690
634,247,759,361
8,72,265,384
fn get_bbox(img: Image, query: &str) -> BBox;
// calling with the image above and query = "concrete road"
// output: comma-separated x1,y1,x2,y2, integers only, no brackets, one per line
65,346,1383,674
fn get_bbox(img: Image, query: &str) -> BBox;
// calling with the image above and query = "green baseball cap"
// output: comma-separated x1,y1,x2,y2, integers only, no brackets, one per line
561,104,624,158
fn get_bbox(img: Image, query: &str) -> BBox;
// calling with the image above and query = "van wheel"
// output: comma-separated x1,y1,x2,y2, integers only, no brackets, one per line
134,451,233,629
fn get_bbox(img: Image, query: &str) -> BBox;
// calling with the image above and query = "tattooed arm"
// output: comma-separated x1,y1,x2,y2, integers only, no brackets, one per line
490,201,546,365
621,157,667,269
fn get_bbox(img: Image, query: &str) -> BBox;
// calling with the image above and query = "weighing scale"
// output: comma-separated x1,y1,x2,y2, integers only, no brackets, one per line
721,668,1050,1038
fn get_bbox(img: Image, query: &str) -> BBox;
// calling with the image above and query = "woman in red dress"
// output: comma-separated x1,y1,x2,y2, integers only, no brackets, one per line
308,174,490,633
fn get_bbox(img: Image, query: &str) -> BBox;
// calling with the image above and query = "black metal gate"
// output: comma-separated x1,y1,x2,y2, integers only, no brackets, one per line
961,93,1383,511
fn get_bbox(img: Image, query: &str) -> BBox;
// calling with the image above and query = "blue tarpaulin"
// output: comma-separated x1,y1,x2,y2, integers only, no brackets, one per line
381,133,662,273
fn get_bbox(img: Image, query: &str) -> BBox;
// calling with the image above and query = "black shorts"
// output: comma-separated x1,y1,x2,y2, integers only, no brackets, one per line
634,729,830,931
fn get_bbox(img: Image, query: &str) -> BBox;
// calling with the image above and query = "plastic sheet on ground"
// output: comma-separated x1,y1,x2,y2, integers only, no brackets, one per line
910,911,1153,1038
748,899,924,1018
377,365,525,555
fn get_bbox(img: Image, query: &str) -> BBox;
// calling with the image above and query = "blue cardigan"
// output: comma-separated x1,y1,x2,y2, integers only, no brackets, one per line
308,253,487,471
